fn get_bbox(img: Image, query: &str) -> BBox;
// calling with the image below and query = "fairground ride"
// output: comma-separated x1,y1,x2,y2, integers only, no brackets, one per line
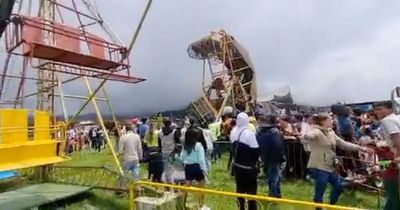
0,0,152,208
186,30,257,125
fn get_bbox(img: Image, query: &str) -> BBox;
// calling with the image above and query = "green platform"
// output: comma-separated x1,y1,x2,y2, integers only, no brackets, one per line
0,183,91,210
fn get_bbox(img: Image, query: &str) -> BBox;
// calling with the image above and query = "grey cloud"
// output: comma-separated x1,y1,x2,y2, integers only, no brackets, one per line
5,0,400,115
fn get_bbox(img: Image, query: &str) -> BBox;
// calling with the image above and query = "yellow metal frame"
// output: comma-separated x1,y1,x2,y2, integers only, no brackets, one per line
130,181,365,210
0,109,68,171
0,109,28,144
84,77,124,175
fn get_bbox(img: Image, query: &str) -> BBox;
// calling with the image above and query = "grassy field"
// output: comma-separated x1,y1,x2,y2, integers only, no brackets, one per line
62,148,380,210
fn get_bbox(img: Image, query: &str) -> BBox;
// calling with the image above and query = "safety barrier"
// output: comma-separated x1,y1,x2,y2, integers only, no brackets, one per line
284,139,308,179
46,165,125,191
130,181,366,210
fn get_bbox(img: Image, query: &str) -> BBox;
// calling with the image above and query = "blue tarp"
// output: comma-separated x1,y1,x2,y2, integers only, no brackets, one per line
0,171,18,180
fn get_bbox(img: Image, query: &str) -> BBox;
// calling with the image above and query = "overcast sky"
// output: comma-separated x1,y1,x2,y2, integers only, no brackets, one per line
6,0,400,116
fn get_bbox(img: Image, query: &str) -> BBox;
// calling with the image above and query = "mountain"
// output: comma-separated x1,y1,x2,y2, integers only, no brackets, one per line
57,108,188,122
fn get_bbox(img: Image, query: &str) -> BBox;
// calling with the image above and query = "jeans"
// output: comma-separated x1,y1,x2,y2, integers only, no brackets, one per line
265,163,282,198
310,168,342,204
124,161,140,180
119,161,140,188
383,179,400,210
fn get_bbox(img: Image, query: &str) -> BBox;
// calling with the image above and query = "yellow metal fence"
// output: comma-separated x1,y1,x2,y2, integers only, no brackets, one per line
130,181,366,210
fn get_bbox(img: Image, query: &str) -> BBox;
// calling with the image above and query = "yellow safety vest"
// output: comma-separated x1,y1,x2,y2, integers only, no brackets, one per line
248,123,257,133
209,122,221,140
145,130,159,148
249,116,257,132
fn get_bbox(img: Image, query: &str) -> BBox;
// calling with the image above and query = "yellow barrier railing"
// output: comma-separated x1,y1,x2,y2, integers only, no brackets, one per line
130,181,366,210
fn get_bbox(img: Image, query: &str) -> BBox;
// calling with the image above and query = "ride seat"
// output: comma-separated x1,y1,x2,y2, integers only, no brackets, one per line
18,15,128,70
0,109,67,171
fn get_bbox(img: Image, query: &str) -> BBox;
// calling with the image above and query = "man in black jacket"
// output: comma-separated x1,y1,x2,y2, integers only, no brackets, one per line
257,114,285,198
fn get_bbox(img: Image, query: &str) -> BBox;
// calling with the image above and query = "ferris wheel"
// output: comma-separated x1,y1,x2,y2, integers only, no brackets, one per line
187,30,257,125
0,0,152,180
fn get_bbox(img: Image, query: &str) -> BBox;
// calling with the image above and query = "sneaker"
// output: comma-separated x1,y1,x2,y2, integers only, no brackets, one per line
200,205,210,210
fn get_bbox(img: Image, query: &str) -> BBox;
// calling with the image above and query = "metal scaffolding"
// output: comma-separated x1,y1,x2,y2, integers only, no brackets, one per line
187,30,257,125
0,0,152,177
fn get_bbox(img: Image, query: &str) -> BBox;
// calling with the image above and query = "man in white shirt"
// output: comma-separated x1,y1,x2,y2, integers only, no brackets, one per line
375,102,400,156
119,126,143,184
159,118,176,184
374,101,400,210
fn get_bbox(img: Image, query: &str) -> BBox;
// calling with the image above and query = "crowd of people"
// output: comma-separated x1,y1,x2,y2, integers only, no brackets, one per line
66,126,111,154
66,101,400,210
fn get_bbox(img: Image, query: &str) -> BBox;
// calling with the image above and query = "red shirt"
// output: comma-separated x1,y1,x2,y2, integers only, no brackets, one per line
383,166,399,180
378,148,399,180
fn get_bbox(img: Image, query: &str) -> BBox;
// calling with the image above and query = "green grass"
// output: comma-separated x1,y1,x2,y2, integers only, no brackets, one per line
63,147,380,210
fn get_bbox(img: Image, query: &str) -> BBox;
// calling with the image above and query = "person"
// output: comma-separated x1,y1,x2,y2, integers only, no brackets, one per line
209,121,222,161
89,128,97,150
188,118,208,155
335,107,360,172
221,106,235,140
66,127,76,154
182,118,212,174
145,123,163,182
352,116,363,140
367,111,380,133
103,128,108,149
335,107,355,141
279,116,299,140
200,124,214,173
95,128,103,152
113,123,122,152
139,118,149,141
300,114,314,152
77,130,86,151
248,115,257,133
159,118,177,183
257,114,285,198
230,112,260,210
305,113,374,208
358,127,375,146
180,127,207,208
145,123,159,148
179,117,191,143
280,116,303,179
300,114,314,180
222,108,236,171
301,114,314,136
374,101,400,210
119,126,143,185
121,125,127,136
